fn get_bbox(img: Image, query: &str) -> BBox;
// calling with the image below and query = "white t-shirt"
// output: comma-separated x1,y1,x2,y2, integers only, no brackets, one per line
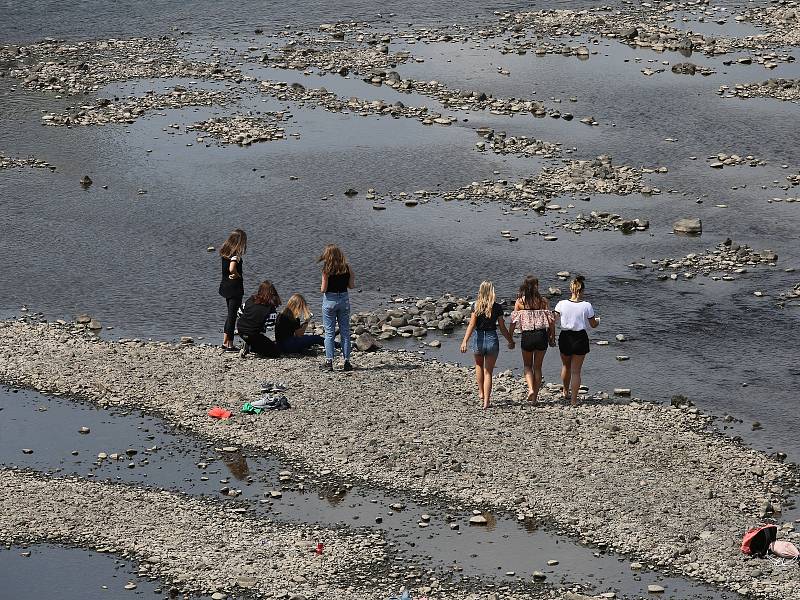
554,300,595,331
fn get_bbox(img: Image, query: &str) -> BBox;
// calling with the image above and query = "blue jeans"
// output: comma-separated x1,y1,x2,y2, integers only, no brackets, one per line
322,292,351,361
278,334,324,354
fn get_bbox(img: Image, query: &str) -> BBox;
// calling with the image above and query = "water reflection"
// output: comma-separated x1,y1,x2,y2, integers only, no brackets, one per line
221,452,250,480
321,485,349,507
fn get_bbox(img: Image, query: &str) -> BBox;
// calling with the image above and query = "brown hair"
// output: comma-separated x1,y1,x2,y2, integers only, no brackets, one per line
318,244,348,275
570,275,586,299
219,228,247,259
282,293,311,320
253,280,281,307
518,276,546,309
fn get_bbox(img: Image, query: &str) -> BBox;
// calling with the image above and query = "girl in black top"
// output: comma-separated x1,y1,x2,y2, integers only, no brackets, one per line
275,294,324,354
237,280,281,358
218,228,246,351
459,280,514,409
319,244,355,372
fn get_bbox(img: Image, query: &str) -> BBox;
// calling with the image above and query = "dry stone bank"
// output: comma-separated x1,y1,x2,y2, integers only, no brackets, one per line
0,321,799,599
189,114,290,145
721,79,800,102
1,38,242,95
639,239,779,280
41,88,238,127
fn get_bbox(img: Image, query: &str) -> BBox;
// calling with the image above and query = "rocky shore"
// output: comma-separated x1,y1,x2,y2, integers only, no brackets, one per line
1,320,798,599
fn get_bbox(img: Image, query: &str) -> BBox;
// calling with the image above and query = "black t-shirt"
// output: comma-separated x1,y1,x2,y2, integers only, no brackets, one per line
325,267,350,293
274,312,301,343
475,302,504,331
236,296,275,336
218,255,244,298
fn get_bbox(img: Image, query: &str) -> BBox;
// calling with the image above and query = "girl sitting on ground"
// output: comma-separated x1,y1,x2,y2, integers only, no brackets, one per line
509,276,555,404
554,275,599,406
236,280,281,358
218,228,247,352
460,280,515,409
275,294,325,355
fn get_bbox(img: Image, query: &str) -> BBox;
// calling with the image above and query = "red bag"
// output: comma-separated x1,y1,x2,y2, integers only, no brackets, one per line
741,524,777,556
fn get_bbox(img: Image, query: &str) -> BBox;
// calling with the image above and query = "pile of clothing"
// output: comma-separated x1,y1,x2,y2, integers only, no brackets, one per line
241,381,291,414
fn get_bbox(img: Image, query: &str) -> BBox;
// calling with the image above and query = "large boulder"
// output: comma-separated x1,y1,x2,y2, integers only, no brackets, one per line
355,333,381,352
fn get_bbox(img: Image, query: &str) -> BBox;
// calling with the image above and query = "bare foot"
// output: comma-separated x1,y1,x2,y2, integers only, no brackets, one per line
482,402,491,410
526,391,536,403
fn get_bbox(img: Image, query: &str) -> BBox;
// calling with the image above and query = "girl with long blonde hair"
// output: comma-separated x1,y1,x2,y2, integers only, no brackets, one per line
318,244,355,371
217,228,247,351
460,281,515,409
275,293,325,354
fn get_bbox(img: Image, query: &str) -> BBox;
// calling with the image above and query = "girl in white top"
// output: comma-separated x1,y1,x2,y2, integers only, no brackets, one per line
554,276,599,406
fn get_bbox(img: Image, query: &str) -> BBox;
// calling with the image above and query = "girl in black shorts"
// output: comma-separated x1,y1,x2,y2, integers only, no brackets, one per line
554,276,599,406
510,276,555,404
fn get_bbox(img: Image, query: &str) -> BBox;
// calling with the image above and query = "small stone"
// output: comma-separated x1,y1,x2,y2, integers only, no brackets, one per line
124,582,137,590
673,218,702,234
79,427,90,434
647,585,665,594
469,515,488,525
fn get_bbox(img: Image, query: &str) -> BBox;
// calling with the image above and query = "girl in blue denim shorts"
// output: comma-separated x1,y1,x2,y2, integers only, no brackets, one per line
460,281,515,409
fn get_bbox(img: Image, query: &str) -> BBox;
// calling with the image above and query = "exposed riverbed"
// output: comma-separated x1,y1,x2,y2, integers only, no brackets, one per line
2,0,800,597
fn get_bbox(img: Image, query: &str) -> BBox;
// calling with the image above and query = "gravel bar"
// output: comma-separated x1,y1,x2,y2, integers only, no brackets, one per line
1,320,798,599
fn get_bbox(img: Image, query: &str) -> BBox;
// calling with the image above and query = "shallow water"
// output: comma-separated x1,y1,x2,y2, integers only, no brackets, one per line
0,544,199,599
0,386,741,599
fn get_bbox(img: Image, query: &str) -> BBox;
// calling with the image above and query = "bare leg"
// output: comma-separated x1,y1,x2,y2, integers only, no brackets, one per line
570,354,586,406
560,353,572,400
223,333,231,348
522,349,535,400
474,354,485,403
532,349,546,403
482,353,497,409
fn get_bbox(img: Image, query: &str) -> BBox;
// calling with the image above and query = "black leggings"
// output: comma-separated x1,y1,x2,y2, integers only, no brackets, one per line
224,295,242,337
241,333,280,358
